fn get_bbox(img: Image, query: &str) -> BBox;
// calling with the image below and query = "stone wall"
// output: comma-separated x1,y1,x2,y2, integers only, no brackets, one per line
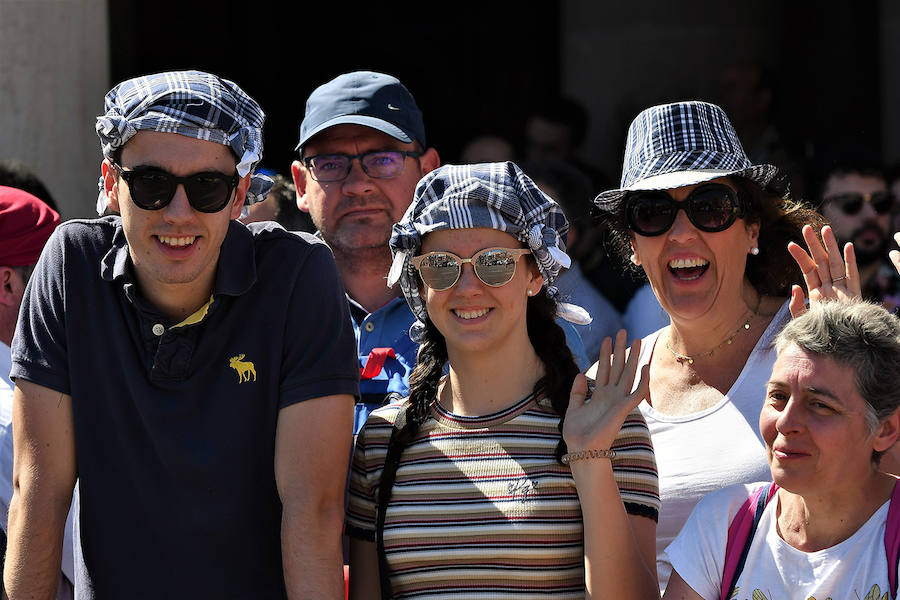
0,0,108,218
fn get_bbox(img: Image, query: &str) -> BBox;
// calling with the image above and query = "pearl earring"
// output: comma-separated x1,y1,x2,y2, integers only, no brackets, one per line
630,253,639,265
750,247,759,256
527,289,533,297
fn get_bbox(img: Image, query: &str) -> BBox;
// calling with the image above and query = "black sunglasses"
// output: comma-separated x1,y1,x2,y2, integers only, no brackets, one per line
624,183,747,237
113,162,239,213
302,150,421,182
824,191,895,216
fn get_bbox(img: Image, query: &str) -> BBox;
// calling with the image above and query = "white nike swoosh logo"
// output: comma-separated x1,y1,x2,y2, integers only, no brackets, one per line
388,104,401,111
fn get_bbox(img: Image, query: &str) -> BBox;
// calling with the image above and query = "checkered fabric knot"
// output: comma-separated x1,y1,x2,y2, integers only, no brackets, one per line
388,161,590,342
95,70,273,214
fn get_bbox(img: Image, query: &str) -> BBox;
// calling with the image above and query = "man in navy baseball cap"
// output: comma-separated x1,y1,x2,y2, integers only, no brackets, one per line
291,71,440,435
295,71,427,150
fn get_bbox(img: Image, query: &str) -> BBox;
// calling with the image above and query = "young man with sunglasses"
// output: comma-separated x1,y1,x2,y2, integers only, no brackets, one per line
6,71,359,599
817,159,900,311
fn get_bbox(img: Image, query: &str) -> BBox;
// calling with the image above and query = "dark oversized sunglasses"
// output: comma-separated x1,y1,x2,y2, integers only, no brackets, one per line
411,248,532,291
112,162,239,213
824,191,895,216
302,150,421,182
624,183,747,237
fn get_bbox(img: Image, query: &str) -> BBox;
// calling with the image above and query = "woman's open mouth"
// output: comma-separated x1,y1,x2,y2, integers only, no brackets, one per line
668,257,710,281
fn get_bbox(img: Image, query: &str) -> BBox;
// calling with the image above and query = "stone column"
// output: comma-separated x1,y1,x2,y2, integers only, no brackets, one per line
0,0,109,218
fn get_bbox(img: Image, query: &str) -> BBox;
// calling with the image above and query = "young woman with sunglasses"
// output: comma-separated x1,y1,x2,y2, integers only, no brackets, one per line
346,162,660,599
591,101,846,593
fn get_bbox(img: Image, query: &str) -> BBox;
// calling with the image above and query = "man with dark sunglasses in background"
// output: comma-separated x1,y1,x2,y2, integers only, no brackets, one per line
815,154,900,311
6,70,359,599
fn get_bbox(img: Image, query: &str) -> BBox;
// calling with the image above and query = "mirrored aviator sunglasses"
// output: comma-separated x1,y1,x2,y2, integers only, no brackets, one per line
624,183,746,237
827,191,896,216
411,248,532,291
114,163,239,213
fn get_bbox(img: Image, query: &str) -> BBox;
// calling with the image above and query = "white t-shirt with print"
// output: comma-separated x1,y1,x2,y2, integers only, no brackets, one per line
667,482,894,600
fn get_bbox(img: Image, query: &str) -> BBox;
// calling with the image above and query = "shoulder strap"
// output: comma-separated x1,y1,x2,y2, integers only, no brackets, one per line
720,482,778,600
375,401,409,600
884,479,900,599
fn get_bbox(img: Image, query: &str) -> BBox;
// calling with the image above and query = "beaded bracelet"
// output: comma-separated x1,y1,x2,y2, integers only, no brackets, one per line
561,448,616,464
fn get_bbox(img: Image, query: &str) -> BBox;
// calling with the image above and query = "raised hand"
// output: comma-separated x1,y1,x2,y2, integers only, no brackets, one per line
563,330,649,453
891,232,900,276
787,224,861,317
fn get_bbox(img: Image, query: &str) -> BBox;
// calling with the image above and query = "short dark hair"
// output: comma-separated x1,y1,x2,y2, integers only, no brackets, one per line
265,175,316,233
809,146,886,202
0,160,58,212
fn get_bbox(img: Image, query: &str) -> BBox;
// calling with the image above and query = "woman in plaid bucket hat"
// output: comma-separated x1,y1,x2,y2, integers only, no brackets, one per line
591,100,862,592
345,162,660,598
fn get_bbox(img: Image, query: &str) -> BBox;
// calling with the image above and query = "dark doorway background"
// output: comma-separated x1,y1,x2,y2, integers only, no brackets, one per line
108,1,885,198
108,3,561,177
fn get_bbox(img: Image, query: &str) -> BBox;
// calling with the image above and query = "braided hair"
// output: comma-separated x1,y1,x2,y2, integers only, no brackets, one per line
394,282,580,465
374,263,581,599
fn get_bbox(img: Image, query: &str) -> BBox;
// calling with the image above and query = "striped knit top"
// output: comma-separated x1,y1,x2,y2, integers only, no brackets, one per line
346,390,660,598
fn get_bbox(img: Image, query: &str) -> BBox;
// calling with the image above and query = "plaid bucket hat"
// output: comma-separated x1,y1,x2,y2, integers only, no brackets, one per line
388,161,590,341
593,101,786,212
95,70,273,214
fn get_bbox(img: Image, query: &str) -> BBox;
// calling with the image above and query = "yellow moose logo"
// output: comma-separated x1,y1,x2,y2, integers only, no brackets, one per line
229,354,257,383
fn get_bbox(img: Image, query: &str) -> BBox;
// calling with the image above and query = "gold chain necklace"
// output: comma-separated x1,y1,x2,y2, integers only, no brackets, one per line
664,305,758,366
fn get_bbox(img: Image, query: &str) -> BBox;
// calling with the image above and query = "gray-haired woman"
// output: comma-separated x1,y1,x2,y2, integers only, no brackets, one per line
664,300,900,599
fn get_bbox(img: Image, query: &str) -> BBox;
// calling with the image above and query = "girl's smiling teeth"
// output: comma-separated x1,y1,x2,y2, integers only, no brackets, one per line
453,308,491,320
667,256,710,280
157,235,197,248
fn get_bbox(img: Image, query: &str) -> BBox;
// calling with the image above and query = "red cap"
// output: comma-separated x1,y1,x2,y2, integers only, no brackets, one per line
0,186,61,267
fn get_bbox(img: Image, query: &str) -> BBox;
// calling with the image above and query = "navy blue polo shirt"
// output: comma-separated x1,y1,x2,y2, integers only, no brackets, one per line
11,216,359,599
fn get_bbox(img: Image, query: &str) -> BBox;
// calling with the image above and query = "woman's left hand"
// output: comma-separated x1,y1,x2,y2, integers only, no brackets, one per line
563,330,649,452
787,224,861,317
891,232,900,276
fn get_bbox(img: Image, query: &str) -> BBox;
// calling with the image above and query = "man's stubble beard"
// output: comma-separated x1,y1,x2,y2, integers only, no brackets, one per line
848,223,891,267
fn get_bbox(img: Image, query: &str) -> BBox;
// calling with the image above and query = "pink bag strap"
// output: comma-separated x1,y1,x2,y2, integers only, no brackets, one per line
884,479,900,599
720,482,778,600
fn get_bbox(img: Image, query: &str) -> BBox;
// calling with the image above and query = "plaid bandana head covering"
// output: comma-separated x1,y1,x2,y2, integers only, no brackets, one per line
388,161,590,341
593,101,786,212
95,70,273,214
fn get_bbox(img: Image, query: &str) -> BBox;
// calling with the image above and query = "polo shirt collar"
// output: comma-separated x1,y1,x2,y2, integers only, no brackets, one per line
100,218,257,297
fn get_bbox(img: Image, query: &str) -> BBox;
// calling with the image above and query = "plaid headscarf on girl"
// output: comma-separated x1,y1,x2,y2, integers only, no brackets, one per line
388,161,590,341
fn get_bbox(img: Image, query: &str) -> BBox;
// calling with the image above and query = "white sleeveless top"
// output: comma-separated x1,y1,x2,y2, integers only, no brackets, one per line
634,300,790,592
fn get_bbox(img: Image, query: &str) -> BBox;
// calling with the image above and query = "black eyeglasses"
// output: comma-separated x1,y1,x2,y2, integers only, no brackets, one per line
624,183,746,237
112,162,239,213
411,248,532,291
824,191,895,216
302,150,422,182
